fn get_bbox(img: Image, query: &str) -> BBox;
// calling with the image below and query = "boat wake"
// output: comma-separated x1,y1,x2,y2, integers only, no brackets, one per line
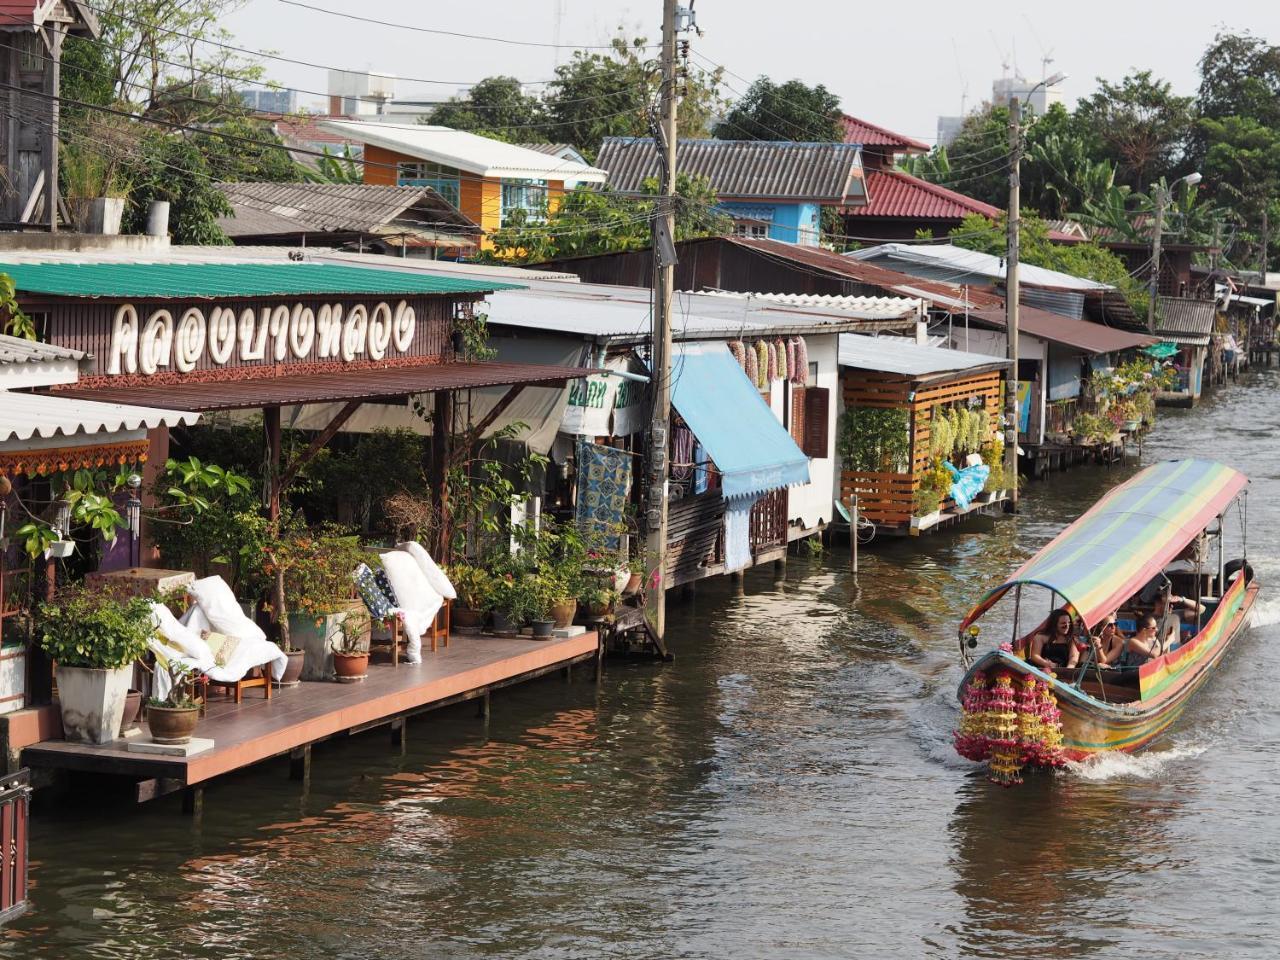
1061,743,1208,782
1247,595,1280,629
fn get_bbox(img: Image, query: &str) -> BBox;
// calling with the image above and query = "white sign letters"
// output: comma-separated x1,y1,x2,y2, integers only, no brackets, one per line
107,300,417,375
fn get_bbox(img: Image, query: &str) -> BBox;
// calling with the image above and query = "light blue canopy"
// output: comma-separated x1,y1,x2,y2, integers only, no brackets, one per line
669,343,810,500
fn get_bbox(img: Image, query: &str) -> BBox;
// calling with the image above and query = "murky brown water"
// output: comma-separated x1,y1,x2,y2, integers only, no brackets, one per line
6,370,1279,959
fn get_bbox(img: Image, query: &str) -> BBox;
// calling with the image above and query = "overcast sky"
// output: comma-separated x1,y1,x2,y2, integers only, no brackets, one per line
224,1,1266,142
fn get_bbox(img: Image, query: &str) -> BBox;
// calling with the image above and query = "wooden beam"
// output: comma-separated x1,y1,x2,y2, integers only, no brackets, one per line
462,383,527,450
45,26,61,233
263,406,282,521
280,399,363,490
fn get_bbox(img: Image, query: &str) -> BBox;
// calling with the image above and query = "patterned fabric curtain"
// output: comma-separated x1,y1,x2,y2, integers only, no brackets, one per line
575,440,633,549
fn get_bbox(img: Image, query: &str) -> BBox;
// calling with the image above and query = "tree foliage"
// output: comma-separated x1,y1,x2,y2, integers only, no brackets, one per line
426,76,546,143
121,131,233,244
713,77,842,142
1073,71,1193,191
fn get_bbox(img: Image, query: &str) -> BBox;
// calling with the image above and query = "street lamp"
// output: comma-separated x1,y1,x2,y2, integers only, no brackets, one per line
1004,71,1067,513
1147,172,1202,333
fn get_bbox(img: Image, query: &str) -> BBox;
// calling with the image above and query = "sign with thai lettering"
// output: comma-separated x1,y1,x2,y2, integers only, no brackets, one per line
104,300,418,376
561,357,645,437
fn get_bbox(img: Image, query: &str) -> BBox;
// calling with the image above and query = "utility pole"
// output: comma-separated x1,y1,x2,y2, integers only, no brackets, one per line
644,0,679,645
1261,207,1270,284
1211,220,1222,272
1004,97,1021,513
1147,185,1167,334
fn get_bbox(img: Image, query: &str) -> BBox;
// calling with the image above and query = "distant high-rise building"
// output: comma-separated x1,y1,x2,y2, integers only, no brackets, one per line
990,75,1066,117
936,115,966,147
239,88,297,114
327,70,397,116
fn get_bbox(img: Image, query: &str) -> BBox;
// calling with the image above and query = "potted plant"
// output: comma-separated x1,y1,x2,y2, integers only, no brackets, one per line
145,658,201,745
330,611,371,682
527,573,559,639
267,524,367,682
490,572,532,635
448,563,493,631
582,585,619,619
38,585,153,745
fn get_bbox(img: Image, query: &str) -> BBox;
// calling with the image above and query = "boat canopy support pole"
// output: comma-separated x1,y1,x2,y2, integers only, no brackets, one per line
1012,584,1023,647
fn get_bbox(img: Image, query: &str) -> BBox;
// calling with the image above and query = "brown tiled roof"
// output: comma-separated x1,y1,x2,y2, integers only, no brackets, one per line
970,305,1157,354
847,169,1001,220
840,114,929,152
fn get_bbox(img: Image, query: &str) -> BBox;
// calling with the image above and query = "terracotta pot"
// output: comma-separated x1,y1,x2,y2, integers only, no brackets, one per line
588,601,614,618
332,652,369,683
551,598,577,629
624,571,643,595
530,619,555,640
277,649,305,686
119,689,142,733
453,606,485,631
146,704,200,745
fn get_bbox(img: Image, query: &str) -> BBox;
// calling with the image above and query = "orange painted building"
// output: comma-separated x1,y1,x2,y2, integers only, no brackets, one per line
320,121,606,251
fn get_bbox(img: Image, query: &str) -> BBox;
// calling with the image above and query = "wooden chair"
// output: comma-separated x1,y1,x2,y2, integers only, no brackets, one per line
205,666,272,704
429,600,451,652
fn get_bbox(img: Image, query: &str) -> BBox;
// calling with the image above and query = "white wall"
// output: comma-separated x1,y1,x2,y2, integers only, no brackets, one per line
764,333,838,535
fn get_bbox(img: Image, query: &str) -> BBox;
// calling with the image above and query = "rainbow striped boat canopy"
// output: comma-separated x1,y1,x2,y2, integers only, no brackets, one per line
960,459,1248,633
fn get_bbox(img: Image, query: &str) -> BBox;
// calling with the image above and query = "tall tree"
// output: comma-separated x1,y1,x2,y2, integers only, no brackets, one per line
917,105,1009,210
425,76,546,143
1073,71,1192,191
713,77,841,142
1197,31,1280,129
543,34,721,161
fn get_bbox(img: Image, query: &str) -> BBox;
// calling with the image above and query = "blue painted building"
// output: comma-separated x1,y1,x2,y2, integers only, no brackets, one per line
594,139,867,247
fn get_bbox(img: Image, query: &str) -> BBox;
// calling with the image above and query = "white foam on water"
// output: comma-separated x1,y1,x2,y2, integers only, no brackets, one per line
1062,742,1208,782
1247,595,1280,629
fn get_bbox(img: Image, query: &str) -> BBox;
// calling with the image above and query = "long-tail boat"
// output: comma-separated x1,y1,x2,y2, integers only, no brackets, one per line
953,459,1258,784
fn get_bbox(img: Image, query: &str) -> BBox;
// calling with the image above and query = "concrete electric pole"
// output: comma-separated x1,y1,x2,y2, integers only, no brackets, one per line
1004,96,1021,514
644,0,680,645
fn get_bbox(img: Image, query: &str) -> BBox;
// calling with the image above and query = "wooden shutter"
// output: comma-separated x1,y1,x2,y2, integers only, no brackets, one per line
802,386,829,459
790,386,806,446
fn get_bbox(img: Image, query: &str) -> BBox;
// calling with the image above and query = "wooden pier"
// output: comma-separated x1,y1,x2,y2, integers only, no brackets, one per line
20,631,599,801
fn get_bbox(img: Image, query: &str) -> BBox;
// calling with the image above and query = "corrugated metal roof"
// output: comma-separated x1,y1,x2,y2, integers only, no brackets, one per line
668,343,809,500
838,334,1008,377
2,391,198,443
693,289,923,320
596,138,867,203
970,306,1157,354
318,120,607,182
0,334,85,365
57,361,595,412
846,169,1001,220
0,261,521,298
840,115,929,152
217,182,477,238
1155,297,1215,344
850,243,1113,291
515,142,586,163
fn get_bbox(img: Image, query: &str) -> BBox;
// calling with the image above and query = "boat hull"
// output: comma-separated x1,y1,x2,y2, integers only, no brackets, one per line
959,578,1259,762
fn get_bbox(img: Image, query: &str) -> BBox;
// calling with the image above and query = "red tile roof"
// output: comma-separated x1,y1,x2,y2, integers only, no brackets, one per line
841,115,929,152
846,169,1001,220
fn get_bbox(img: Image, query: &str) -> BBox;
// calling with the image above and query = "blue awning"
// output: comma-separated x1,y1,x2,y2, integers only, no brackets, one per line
669,343,810,500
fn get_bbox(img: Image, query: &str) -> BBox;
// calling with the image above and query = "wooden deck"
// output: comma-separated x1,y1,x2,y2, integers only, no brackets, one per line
22,631,599,789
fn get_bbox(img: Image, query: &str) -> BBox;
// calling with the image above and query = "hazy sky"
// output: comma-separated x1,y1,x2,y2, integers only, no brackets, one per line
224,0,1268,142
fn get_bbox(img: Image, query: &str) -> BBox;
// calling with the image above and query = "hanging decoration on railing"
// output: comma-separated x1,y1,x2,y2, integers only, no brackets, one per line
791,336,809,385
953,664,1065,786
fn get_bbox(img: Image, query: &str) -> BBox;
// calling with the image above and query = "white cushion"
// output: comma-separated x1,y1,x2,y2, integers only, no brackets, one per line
186,575,267,644
380,551,443,612
150,602,214,664
396,541,457,600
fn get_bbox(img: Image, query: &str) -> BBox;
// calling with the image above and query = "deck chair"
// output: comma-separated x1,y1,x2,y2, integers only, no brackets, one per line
174,578,288,701
396,542,455,650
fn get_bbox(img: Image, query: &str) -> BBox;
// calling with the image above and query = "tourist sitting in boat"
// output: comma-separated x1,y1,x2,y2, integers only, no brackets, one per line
1097,615,1166,667
1028,608,1080,673
1090,614,1122,664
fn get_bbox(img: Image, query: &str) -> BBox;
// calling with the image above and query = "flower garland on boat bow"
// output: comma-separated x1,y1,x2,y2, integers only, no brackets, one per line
954,657,1065,786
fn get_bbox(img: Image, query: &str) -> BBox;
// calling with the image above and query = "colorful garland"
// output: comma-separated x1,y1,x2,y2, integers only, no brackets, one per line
953,667,1066,785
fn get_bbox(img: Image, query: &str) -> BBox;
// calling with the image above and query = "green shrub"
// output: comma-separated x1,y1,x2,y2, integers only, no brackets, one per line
39,585,153,669
838,407,911,472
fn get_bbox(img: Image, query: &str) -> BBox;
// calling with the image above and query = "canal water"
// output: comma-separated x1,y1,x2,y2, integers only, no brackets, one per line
7,371,1278,959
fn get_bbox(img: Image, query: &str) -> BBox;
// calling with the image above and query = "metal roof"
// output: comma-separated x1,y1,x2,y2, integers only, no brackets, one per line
969,305,1157,354
846,169,1001,220
216,182,478,239
515,143,588,163
840,115,929,152
1155,297,1215,345
57,361,595,412
837,334,1008,377
317,120,608,182
2,391,198,443
0,334,85,365
596,138,867,203
695,289,923,319
0,261,521,299
850,243,1113,292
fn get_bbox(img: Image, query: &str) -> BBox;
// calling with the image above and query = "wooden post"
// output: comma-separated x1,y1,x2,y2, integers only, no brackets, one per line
430,390,452,562
289,745,310,783
45,26,61,232
181,786,203,818
390,717,406,751
264,407,282,521
476,690,490,721
851,493,859,574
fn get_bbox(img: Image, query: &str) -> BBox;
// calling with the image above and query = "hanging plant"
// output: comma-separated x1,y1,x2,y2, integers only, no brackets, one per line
766,339,778,381
837,407,911,473
793,337,809,385
728,340,745,369
785,339,796,381
930,409,954,461
754,340,769,388
773,339,786,382
744,341,758,385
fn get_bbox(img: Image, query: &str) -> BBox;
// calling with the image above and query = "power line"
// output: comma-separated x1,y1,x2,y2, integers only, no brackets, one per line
275,0,657,51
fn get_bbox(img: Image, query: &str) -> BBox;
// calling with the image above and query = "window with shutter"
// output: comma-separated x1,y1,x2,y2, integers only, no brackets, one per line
802,386,829,459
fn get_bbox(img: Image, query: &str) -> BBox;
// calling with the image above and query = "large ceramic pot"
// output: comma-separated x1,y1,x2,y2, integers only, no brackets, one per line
146,704,200,745
453,607,485,632
289,610,356,682
56,664,132,745
550,599,577,629
277,649,305,686
332,652,369,683
491,610,518,635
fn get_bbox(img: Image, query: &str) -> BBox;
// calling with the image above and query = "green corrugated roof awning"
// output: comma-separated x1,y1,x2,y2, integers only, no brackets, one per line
0,261,524,299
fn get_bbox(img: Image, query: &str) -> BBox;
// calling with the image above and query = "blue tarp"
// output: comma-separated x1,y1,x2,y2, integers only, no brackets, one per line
945,461,989,511
668,343,811,501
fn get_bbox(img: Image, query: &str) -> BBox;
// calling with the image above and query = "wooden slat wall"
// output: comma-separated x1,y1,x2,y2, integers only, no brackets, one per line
666,490,725,578
839,370,1003,527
